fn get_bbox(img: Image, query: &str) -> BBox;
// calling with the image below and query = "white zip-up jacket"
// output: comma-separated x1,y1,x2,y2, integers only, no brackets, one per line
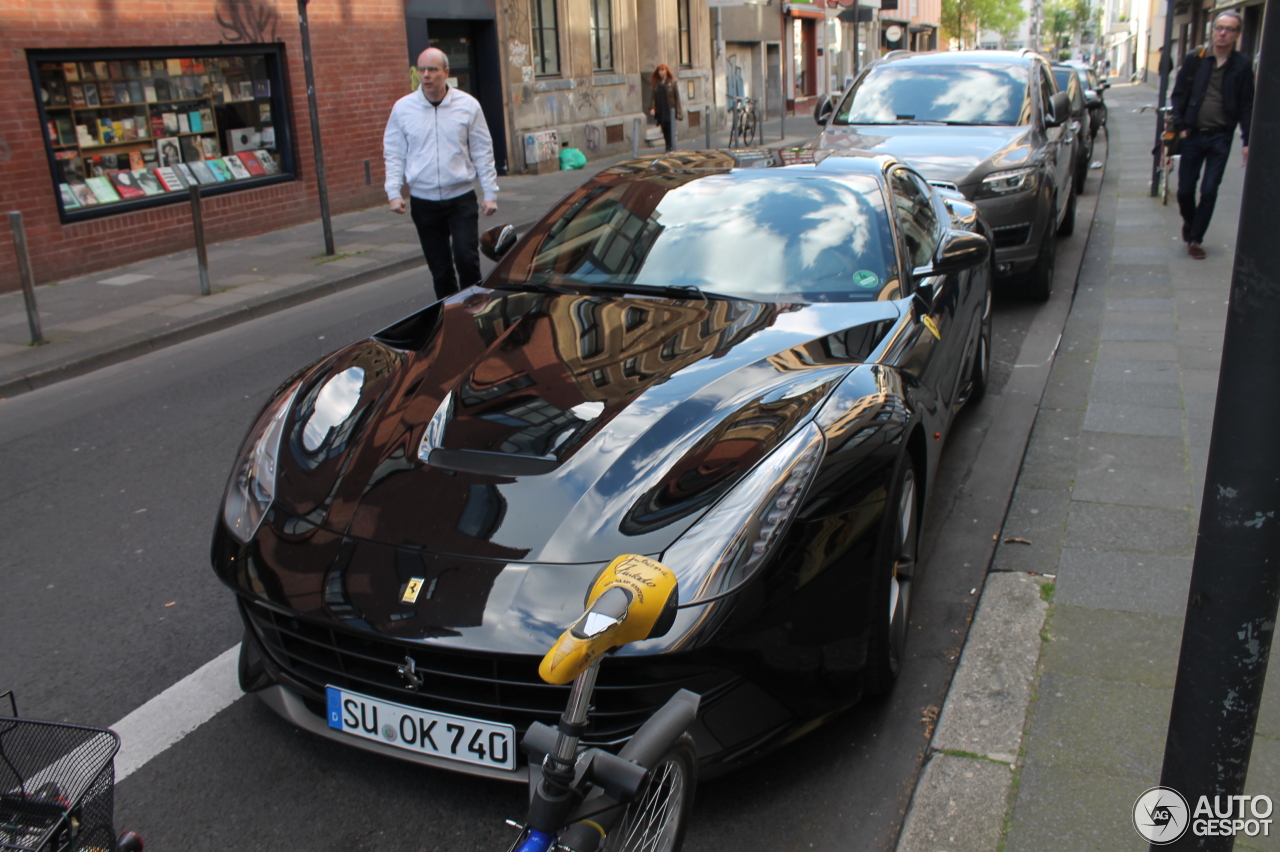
383,86,499,203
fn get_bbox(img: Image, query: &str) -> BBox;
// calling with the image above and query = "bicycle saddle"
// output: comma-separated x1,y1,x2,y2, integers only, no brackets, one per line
538,555,679,685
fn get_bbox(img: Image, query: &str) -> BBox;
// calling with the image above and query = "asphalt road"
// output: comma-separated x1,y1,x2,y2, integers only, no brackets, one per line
0,255,1054,850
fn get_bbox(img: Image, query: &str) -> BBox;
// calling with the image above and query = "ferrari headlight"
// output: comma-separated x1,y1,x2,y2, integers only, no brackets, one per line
223,381,301,544
661,421,825,603
979,167,1037,196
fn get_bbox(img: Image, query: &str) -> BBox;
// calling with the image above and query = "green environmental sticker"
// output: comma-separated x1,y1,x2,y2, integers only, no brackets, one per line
853,270,880,289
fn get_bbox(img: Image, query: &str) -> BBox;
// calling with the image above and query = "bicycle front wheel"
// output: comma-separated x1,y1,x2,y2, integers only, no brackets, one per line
742,110,757,146
602,735,696,852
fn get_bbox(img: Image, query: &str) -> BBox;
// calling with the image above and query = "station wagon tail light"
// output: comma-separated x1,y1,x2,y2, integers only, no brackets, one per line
979,167,1037,196
662,421,825,603
223,381,301,544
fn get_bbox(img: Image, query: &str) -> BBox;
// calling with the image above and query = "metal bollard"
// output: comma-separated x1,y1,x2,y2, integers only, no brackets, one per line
632,116,641,158
705,104,712,148
189,187,211,297
780,97,786,142
7,211,44,346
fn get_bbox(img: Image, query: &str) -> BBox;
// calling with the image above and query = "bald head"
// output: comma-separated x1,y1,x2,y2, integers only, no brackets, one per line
417,48,450,101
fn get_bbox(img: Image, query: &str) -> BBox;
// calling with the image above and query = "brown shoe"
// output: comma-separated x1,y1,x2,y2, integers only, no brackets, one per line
1189,242,1207,259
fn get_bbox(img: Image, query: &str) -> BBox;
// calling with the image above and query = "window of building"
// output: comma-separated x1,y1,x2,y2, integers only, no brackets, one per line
533,0,561,77
678,0,692,67
29,45,294,223
591,0,614,72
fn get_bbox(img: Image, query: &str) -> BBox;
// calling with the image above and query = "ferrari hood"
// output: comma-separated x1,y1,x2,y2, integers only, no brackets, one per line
267,288,898,565
819,124,1033,187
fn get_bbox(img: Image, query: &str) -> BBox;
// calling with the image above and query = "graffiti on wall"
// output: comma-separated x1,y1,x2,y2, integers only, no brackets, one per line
507,38,529,68
216,0,279,44
583,124,602,153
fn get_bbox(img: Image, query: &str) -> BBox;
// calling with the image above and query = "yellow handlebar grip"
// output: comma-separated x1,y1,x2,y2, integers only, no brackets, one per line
538,555,679,685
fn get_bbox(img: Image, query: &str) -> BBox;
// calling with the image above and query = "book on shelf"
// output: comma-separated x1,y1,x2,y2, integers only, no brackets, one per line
128,150,144,171
55,117,76,146
238,81,254,101
188,111,203,133
182,77,200,98
254,79,270,98
93,61,109,80
151,59,167,75
63,62,80,82
258,102,271,123
141,149,158,167
192,58,206,74
237,150,266,176
70,84,86,108
98,83,115,105
221,82,235,102
180,136,203,163
261,127,276,147
121,118,138,141
179,58,194,74
128,81,144,103
99,123,116,144
84,83,100,107
199,107,214,129
86,175,121,203
150,114,166,138
177,113,190,134
79,62,96,81
76,124,95,146
111,120,126,141
174,161,198,186
108,61,123,79
187,159,217,184
206,158,234,181
153,78,171,101
162,112,179,134
155,137,182,167
59,183,82,209
144,82,157,102
70,182,99,206
111,170,146,199
45,77,69,107
155,166,186,191
99,152,119,171
222,154,252,180
55,150,84,184
166,58,183,76
123,60,140,78
201,136,220,159
228,128,260,153
254,149,280,175
113,83,130,104
134,168,166,196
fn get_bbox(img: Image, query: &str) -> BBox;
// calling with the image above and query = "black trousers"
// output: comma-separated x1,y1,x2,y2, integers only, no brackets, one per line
1177,130,1232,245
409,191,481,298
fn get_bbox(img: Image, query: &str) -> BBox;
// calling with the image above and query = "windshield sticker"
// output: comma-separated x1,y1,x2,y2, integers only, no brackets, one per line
853,270,880,289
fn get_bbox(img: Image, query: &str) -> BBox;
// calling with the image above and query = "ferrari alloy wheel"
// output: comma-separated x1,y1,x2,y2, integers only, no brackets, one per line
866,460,920,694
603,735,697,852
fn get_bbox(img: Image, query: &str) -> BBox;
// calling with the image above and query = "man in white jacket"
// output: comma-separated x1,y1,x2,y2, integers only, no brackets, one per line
384,47,499,297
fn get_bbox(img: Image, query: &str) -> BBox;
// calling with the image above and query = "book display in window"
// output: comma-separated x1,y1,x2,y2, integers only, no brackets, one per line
33,48,290,220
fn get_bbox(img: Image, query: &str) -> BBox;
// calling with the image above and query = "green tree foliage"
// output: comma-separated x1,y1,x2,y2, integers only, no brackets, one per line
941,0,1026,47
1044,0,1091,51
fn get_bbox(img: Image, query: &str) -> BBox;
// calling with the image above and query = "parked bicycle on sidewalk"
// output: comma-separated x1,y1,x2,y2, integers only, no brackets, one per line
728,96,759,148
1139,104,1178,204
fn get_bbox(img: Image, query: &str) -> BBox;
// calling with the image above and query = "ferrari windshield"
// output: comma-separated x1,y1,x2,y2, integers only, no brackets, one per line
489,171,900,302
834,64,1031,126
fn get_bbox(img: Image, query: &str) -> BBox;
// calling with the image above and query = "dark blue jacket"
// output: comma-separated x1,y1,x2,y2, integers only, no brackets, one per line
1170,46,1255,144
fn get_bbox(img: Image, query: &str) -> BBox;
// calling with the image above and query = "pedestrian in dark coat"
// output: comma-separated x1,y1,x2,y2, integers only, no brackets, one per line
649,65,683,152
1170,10,1255,259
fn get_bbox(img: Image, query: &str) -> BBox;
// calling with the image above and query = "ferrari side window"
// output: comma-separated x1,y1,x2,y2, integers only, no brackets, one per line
889,168,939,269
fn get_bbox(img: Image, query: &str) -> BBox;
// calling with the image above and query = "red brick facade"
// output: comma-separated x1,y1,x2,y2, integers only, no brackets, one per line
0,0,406,292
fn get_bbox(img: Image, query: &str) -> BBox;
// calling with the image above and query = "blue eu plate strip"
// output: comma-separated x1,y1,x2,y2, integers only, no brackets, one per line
326,686,343,730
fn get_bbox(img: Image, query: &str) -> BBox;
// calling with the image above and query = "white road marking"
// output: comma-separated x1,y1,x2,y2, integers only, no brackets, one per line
112,644,242,782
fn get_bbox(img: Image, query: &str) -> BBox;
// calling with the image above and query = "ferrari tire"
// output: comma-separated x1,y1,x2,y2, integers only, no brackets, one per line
603,734,697,852
866,457,921,695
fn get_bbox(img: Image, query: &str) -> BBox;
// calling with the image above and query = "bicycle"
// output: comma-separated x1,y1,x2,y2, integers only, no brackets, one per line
728,96,759,148
0,692,143,852
504,555,700,852
1139,104,1178,204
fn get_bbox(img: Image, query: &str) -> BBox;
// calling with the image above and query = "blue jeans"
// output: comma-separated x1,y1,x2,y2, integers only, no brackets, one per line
1177,130,1232,244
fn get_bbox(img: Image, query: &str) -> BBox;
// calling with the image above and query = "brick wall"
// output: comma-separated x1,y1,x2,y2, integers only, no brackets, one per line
0,0,406,292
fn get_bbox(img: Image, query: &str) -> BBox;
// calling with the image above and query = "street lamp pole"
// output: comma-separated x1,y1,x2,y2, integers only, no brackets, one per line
1151,0,1177,197
297,0,335,256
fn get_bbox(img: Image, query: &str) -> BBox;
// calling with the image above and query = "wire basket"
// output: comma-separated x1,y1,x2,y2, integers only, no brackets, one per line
0,707,120,852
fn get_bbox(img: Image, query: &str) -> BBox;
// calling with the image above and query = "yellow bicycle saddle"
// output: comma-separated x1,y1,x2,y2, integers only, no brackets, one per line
538,555,680,685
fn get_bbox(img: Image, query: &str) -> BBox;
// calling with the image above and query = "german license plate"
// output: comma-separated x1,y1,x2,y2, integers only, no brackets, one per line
325,686,516,771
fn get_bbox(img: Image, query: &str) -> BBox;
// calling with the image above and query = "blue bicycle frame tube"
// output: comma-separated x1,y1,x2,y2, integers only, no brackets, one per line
513,828,556,852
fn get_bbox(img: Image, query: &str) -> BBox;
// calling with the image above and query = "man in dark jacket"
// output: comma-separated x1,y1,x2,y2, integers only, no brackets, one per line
1170,10,1255,259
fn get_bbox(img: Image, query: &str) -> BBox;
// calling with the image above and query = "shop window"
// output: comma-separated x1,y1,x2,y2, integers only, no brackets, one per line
29,45,294,223
591,0,613,72
533,0,561,76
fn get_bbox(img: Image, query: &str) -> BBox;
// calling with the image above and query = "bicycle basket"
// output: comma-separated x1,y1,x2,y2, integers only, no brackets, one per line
0,716,119,852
